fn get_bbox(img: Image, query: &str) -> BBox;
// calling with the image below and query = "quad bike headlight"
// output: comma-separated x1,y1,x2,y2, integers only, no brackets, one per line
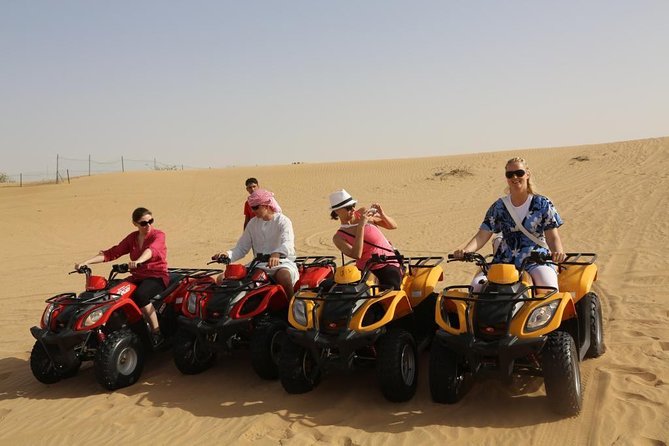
292,299,308,326
83,306,108,328
187,292,198,315
525,301,559,331
42,304,56,328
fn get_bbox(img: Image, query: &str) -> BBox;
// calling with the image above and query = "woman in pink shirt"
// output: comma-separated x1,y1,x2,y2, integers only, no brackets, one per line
329,189,402,290
75,207,168,346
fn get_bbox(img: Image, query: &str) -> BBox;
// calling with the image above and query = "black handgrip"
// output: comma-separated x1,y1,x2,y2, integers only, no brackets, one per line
112,263,130,273
209,256,231,265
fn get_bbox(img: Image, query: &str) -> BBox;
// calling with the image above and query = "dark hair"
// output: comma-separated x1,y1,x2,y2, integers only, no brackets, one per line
132,207,152,222
245,177,258,187
330,210,339,220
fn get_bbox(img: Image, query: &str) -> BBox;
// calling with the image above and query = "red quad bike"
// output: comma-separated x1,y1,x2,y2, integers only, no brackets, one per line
430,251,603,416
173,255,336,380
30,264,222,390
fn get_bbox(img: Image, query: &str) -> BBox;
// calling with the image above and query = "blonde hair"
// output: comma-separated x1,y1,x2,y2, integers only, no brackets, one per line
505,157,536,194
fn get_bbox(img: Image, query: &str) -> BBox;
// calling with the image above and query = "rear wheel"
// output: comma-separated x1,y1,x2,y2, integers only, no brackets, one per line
429,339,472,403
376,328,418,402
542,331,582,416
585,292,605,358
279,337,320,394
172,329,215,375
250,317,287,380
30,341,80,384
94,329,144,390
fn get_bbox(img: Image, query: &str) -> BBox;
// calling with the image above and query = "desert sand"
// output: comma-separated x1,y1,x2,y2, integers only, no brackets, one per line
1,137,668,445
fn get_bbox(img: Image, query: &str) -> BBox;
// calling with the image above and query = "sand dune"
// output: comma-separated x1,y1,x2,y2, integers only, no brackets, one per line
1,137,668,444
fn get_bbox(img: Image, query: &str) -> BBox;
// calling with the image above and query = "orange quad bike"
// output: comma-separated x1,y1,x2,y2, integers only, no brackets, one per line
280,254,444,402
30,264,222,390
430,252,604,416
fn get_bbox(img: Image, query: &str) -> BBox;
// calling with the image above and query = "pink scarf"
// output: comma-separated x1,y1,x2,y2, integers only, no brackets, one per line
248,189,282,213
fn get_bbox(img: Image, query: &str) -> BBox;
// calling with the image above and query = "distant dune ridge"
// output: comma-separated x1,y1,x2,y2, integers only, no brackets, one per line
1,137,667,445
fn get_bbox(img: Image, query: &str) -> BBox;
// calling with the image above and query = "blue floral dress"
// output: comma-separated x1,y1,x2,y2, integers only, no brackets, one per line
481,195,563,270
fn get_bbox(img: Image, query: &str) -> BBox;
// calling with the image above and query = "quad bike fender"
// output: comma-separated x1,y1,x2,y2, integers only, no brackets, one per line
435,290,469,335
296,266,334,290
230,285,288,319
404,265,444,306
74,299,143,331
510,292,577,339
349,291,412,332
558,264,598,302
287,292,323,330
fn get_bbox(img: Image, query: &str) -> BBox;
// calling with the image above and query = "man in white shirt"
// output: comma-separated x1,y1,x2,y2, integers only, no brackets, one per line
214,189,298,298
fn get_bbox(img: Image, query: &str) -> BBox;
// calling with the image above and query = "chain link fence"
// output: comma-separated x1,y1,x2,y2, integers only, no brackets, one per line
1,155,203,186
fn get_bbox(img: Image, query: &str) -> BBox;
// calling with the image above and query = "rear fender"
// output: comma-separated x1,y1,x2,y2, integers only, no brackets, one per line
405,265,444,306
230,285,288,319
558,264,598,302
435,290,469,335
510,292,576,339
349,291,412,332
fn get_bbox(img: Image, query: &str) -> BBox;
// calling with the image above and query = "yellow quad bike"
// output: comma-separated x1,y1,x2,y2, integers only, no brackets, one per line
430,252,603,416
280,254,444,402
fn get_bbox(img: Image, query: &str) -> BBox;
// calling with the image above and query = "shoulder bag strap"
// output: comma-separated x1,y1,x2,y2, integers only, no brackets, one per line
501,196,549,249
337,229,395,253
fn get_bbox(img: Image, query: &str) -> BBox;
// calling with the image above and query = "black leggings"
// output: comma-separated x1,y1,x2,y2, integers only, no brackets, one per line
372,265,403,291
133,278,166,307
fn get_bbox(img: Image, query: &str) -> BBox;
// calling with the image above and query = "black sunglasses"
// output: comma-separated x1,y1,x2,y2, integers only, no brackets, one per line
137,218,154,227
344,205,355,211
505,169,526,179
251,205,260,211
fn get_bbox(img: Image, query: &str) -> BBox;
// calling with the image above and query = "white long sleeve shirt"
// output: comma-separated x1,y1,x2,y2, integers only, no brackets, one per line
227,213,296,263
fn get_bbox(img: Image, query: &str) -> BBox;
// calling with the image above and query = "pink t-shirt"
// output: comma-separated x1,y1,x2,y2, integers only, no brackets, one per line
337,224,398,271
102,229,169,286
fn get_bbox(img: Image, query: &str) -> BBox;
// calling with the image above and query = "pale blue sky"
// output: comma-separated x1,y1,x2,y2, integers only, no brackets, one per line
2,1,668,176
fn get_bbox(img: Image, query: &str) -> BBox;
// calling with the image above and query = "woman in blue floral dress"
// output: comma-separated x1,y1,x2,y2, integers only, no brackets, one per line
453,157,566,291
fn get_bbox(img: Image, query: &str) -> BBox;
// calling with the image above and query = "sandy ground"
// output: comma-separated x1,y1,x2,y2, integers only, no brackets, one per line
1,137,668,445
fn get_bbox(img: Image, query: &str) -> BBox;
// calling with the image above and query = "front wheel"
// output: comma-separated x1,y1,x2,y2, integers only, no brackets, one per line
376,328,418,402
172,329,215,375
542,331,582,416
250,317,287,380
94,328,145,390
279,337,320,394
429,339,472,404
30,341,81,384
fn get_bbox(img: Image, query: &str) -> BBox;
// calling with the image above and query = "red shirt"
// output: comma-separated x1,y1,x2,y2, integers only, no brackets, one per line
102,229,169,286
244,200,254,220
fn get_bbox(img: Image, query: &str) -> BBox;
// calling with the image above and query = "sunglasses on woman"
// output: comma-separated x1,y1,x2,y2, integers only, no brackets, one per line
505,169,526,179
344,205,355,211
137,218,154,227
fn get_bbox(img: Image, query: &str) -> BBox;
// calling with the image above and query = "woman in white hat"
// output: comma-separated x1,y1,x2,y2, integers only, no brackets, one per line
329,189,402,290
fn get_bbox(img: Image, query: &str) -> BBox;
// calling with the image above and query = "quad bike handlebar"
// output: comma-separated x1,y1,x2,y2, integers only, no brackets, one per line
70,265,92,275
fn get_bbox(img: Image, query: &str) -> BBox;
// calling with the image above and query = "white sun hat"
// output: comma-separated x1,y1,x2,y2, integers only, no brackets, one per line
329,189,357,210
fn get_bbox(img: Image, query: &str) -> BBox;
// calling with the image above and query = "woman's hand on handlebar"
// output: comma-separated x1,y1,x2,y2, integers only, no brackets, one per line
551,251,567,263
452,249,467,260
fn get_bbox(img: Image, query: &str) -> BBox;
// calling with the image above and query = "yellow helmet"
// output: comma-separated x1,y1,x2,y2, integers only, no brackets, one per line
334,264,362,284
